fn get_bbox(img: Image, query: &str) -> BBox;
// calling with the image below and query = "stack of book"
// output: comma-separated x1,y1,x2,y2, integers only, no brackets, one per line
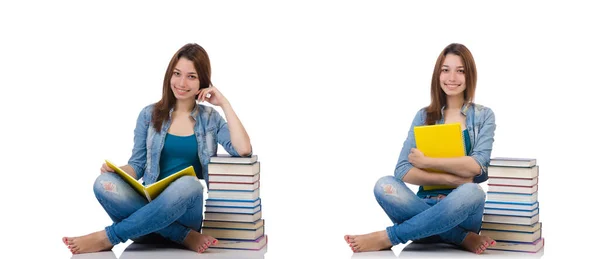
201,154,267,252
481,157,544,253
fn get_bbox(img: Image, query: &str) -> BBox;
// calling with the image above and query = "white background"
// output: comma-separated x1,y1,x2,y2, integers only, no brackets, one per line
1,0,598,258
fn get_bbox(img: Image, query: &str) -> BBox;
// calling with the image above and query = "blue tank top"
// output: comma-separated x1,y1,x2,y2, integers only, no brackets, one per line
157,133,203,181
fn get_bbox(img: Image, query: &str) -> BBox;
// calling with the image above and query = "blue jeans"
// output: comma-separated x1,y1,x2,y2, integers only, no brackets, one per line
93,173,204,245
374,176,485,246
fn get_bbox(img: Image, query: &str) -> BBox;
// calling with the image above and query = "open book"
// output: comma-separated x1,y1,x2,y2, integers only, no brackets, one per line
105,160,196,202
413,123,465,191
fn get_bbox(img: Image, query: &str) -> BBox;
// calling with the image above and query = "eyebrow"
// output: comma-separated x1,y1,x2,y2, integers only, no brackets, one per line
174,68,198,75
442,65,464,68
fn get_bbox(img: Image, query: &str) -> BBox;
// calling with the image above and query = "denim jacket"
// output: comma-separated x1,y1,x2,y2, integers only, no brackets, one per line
394,103,496,183
127,103,241,185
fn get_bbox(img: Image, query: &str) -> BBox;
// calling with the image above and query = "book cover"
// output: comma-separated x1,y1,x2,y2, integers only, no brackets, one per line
202,226,265,240
481,222,541,232
204,210,263,222
488,166,539,179
105,160,196,201
208,189,260,200
488,177,538,187
484,207,539,217
487,192,538,203
202,219,264,230
488,184,538,194
209,235,268,251
485,201,539,211
483,213,539,225
209,181,260,191
210,154,259,164
490,157,537,167
413,123,465,191
206,198,261,207
480,228,541,243
208,173,260,183
205,205,261,214
208,162,260,176
487,237,544,253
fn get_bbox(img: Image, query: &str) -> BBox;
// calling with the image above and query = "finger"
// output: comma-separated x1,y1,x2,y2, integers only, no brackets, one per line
200,88,209,102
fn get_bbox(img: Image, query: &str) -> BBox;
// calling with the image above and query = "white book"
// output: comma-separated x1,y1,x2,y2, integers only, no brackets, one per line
206,198,261,208
204,210,262,223
484,208,539,217
488,177,538,186
490,157,536,167
210,154,258,164
483,213,539,225
480,229,541,243
487,237,544,253
202,226,265,240
209,173,260,183
208,189,260,200
485,201,539,211
488,165,539,178
487,192,538,203
205,205,261,214
209,181,260,191
481,222,541,232
209,162,260,176
209,235,268,251
488,184,538,194
202,219,264,230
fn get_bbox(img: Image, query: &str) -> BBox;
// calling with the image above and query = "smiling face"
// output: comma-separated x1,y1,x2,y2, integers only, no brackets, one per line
439,54,466,97
170,57,200,101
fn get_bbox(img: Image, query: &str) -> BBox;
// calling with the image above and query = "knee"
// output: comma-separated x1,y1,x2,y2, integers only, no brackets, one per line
93,173,122,198
373,176,410,201
170,176,204,200
455,183,485,206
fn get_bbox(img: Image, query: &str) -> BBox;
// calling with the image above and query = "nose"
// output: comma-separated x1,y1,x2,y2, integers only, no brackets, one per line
449,70,457,81
178,75,186,87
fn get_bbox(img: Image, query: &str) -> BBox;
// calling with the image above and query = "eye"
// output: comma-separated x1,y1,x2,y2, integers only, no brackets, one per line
188,75,197,79
441,68,449,72
173,71,180,76
458,69,465,73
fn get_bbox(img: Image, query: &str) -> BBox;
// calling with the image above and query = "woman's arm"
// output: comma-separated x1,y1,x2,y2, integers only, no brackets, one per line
402,167,473,186
409,149,481,177
199,86,252,156
220,101,252,156
126,105,152,180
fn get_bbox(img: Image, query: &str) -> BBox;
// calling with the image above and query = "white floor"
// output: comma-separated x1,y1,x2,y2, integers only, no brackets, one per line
64,241,543,259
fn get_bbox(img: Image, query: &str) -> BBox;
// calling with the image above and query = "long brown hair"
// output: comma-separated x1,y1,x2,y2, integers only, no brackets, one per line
152,43,213,132
425,43,477,125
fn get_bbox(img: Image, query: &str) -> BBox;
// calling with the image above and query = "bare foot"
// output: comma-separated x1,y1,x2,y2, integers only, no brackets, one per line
183,230,218,253
345,231,393,252
461,232,496,254
63,230,113,254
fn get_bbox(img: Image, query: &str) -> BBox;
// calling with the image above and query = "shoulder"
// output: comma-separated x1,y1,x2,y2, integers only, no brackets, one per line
469,103,495,125
136,103,156,119
470,103,494,116
141,103,156,114
195,103,218,117
411,107,427,125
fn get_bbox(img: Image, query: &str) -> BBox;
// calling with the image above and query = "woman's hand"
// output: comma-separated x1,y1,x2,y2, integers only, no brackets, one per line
197,86,229,107
100,163,115,174
408,148,430,169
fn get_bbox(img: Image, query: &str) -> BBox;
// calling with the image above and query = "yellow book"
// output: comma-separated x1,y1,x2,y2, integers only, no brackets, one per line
105,159,197,201
413,123,465,191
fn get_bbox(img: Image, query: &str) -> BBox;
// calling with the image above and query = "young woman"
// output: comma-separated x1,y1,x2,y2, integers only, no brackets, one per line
345,43,497,254
63,43,252,254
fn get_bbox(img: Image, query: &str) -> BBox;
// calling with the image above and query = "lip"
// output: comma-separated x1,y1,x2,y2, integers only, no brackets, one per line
444,83,461,90
173,87,191,94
